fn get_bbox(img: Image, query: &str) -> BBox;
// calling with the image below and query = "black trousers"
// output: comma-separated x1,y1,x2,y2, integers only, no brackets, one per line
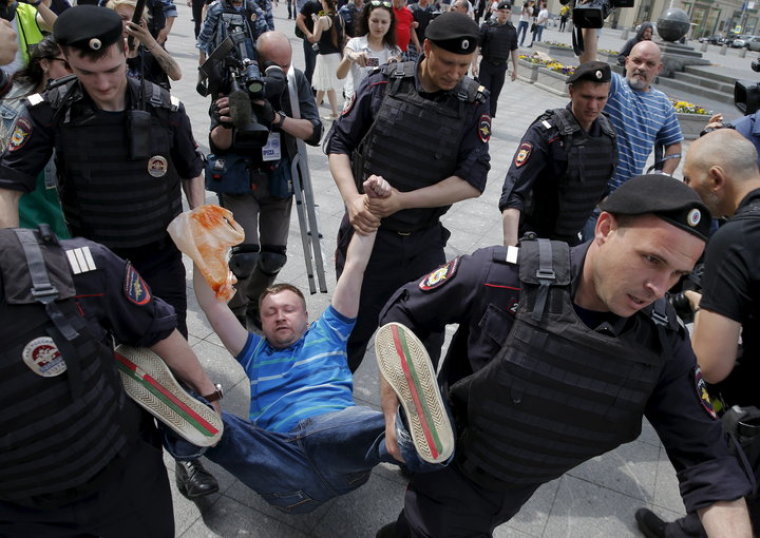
302,38,317,85
393,462,541,537
0,436,173,538
113,241,188,337
335,216,448,372
478,60,508,118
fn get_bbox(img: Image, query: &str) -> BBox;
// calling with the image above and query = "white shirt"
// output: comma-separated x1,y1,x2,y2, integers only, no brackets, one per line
342,36,401,99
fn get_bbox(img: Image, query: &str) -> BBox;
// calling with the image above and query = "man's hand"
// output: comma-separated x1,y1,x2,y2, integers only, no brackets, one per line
125,19,157,51
704,113,724,131
0,19,18,66
365,186,403,217
510,69,518,81
364,174,391,198
347,193,381,234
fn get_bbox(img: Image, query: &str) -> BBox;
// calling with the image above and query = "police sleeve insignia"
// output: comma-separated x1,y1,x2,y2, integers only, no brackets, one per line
514,142,532,167
124,262,152,306
694,366,718,419
478,114,491,143
419,257,460,291
9,117,32,152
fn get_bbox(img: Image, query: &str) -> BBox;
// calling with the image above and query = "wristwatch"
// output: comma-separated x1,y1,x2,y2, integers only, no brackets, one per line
202,383,224,402
274,110,287,130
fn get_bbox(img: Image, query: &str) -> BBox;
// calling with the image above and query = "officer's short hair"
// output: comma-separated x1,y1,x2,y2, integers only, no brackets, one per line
258,283,307,312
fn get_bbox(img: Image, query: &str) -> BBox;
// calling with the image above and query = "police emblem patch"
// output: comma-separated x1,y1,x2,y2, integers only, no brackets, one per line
9,117,32,152
148,155,169,178
419,257,460,291
694,366,717,419
23,336,67,377
341,93,355,116
687,208,702,227
514,142,532,167
478,114,491,143
124,262,151,305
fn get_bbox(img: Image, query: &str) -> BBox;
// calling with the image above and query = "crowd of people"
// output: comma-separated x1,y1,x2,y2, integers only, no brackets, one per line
1,1,760,538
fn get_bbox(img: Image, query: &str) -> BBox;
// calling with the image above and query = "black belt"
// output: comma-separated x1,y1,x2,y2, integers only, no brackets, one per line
379,222,439,236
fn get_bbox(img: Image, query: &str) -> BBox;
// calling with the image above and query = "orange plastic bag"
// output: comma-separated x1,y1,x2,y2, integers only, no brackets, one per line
168,205,245,302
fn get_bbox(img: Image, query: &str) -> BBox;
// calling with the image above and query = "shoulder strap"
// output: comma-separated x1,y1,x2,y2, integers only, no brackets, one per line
517,238,572,322
454,76,488,103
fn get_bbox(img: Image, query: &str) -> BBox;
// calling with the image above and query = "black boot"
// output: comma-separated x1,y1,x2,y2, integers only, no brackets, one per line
175,460,220,499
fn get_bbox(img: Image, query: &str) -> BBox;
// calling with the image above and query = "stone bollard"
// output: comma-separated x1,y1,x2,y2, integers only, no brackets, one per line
720,43,727,55
740,47,748,58
621,28,629,40
700,42,708,52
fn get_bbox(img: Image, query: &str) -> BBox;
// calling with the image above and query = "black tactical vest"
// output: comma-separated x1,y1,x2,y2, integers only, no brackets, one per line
354,62,488,232
451,239,675,489
532,108,617,238
481,22,513,63
32,77,182,249
0,228,135,503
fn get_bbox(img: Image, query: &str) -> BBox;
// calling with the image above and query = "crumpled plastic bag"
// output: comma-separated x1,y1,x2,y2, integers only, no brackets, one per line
168,204,245,302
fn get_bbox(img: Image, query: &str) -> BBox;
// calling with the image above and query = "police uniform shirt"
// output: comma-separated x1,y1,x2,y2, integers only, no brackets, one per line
699,189,760,405
478,19,518,64
378,243,752,511
5,236,179,347
498,105,609,237
325,57,491,195
0,79,202,197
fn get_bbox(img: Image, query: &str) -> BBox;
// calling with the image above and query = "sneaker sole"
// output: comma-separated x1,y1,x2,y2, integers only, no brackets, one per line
115,345,223,447
375,322,454,464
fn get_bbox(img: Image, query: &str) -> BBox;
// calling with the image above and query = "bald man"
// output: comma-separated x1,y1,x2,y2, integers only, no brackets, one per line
637,129,760,538
579,30,683,202
206,31,324,334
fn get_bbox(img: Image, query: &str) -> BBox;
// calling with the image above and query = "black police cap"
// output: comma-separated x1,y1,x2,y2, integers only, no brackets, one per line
566,61,611,85
425,12,479,55
598,174,711,241
496,1,511,9
54,5,123,52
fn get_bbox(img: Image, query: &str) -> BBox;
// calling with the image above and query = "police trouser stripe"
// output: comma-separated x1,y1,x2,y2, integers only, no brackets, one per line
391,324,443,460
115,353,220,437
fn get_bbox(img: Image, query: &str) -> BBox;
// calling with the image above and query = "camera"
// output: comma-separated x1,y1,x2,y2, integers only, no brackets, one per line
667,262,703,324
559,0,633,29
734,59,760,114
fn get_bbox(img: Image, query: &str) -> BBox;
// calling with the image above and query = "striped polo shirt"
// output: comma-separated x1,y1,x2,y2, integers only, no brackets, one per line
236,305,356,433
605,73,683,192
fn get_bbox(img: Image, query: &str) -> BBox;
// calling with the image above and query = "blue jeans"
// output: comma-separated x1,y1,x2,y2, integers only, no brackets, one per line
530,24,545,44
176,406,443,513
517,20,529,45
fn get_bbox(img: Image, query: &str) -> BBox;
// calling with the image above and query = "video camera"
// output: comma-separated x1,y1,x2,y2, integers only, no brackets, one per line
197,7,286,150
559,0,633,29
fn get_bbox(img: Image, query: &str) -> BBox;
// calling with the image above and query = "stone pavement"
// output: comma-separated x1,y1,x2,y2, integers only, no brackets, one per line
157,5,737,537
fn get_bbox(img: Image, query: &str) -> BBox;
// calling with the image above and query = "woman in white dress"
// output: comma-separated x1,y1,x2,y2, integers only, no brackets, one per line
310,0,344,120
337,0,400,101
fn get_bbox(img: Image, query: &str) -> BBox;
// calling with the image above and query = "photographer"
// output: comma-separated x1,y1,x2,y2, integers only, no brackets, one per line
206,30,322,329
636,129,760,538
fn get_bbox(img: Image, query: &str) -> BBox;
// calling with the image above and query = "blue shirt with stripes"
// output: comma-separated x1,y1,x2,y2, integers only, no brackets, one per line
605,73,682,191
235,305,356,433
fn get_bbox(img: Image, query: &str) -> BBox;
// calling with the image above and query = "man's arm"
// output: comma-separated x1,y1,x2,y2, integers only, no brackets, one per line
331,178,387,317
501,207,520,246
698,499,753,538
157,15,176,44
510,48,518,81
181,175,205,209
690,306,741,383
0,20,17,65
0,188,21,228
149,329,222,414
35,0,57,33
193,264,249,357
328,153,381,234
578,28,598,65
661,142,682,175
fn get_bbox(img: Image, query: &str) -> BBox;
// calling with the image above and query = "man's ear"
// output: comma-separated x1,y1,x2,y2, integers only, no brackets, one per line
595,211,615,243
708,165,727,192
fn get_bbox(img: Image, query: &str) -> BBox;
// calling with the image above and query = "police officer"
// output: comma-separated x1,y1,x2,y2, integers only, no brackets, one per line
0,226,220,537
471,1,517,118
207,30,323,328
196,0,269,64
326,11,491,372
636,130,760,536
376,174,753,537
0,5,219,497
499,61,617,246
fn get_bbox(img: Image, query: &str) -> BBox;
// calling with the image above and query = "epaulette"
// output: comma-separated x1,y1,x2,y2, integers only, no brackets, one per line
380,60,416,78
455,76,489,104
492,245,520,265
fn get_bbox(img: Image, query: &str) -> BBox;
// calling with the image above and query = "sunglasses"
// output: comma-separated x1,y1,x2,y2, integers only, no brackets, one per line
370,1,392,6
46,57,71,70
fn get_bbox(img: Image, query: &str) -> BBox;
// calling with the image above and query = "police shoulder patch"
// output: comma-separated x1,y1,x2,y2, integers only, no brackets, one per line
124,262,151,305
419,257,460,291
694,366,718,419
478,114,491,143
514,142,532,167
9,117,32,152
341,93,356,116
